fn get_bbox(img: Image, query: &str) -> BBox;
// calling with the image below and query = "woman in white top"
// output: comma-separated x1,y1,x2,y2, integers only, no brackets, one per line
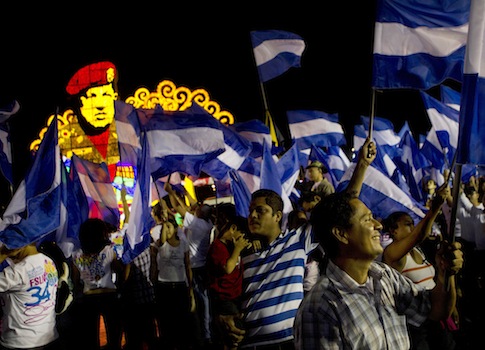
382,183,457,350
0,243,60,350
155,213,195,349
71,219,126,350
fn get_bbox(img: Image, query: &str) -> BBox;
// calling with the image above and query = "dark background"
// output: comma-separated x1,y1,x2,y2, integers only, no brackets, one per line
0,3,461,197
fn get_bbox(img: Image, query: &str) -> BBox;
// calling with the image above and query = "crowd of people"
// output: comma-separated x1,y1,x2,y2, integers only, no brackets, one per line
2,136,485,350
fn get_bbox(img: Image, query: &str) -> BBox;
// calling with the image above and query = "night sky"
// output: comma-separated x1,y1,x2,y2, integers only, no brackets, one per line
0,3,460,193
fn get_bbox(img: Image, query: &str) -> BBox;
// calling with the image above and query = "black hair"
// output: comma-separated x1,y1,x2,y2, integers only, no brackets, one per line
251,189,283,215
310,191,355,259
382,211,411,233
79,218,116,255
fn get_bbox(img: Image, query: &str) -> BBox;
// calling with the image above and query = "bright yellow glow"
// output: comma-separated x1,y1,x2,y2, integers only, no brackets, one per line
30,79,235,153
79,84,118,128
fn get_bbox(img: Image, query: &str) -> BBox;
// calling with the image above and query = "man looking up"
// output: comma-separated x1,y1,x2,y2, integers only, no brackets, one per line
294,188,464,349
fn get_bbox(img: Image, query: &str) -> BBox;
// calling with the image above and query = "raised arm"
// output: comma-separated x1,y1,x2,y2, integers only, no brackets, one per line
346,137,376,198
383,184,450,271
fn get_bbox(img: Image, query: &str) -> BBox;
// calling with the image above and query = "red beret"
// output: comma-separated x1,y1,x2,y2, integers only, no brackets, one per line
66,61,117,95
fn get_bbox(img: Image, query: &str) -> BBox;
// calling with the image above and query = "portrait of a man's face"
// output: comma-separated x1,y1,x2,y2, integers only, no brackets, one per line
79,84,118,129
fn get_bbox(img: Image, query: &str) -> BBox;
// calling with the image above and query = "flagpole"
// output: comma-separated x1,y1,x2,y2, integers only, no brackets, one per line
259,82,281,148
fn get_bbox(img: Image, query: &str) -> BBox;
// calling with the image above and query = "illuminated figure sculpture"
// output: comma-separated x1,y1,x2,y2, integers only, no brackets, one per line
63,61,121,180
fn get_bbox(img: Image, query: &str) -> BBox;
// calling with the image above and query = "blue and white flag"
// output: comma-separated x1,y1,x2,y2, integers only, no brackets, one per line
122,133,155,263
260,141,282,196
287,110,346,151
0,100,19,185
457,0,485,165
230,119,273,158
440,85,461,111
201,121,253,181
71,155,120,228
420,91,459,168
229,169,252,218
372,0,470,89
251,30,306,83
0,117,61,248
338,163,427,224
396,129,431,203
53,160,88,258
145,104,225,178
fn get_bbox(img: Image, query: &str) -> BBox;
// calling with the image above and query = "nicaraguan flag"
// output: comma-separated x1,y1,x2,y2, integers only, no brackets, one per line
0,117,61,248
287,110,346,151
421,91,459,167
396,129,431,203
338,163,427,224
71,155,120,228
260,141,282,196
238,157,262,195
440,85,461,111
457,0,485,165
49,160,88,258
230,119,273,158
201,121,253,181
372,0,470,89
251,30,306,83
146,104,225,178
0,100,19,185
229,169,252,218
122,132,155,263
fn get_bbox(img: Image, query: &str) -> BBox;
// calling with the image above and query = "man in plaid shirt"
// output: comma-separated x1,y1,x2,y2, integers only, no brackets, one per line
294,189,463,349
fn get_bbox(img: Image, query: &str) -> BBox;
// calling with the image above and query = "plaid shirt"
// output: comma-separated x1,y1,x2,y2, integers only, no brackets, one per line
294,260,431,350
123,247,156,305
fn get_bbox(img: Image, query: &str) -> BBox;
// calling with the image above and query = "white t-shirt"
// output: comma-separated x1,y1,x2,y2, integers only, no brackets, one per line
183,212,213,268
0,253,59,348
157,239,189,284
72,245,117,293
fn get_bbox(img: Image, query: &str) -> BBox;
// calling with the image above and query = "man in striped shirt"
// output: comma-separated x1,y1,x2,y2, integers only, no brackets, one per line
220,138,378,349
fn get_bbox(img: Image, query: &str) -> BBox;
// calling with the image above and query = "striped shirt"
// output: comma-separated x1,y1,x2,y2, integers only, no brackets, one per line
240,223,316,348
294,260,431,350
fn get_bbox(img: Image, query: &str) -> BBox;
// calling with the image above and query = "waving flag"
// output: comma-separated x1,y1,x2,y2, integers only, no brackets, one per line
440,85,461,111
396,129,431,202
372,0,470,89
201,122,253,181
230,119,273,158
122,133,155,263
0,116,61,248
338,163,427,224
251,30,306,83
71,155,120,228
458,0,485,165
145,104,225,178
287,110,346,151
53,160,88,258
0,100,19,185
229,169,252,218
260,141,282,196
420,91,459,168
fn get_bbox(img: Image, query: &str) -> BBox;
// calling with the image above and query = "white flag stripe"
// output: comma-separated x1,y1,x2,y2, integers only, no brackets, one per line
426,108,459,149
465,0,485,75
374,22,468,56
218,144,246,170
147,127,224,157
289,118,343,139
253,39,306,66
77,173,118,207
116,120,141,149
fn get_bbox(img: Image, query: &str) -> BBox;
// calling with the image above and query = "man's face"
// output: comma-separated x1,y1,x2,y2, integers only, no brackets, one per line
79,84,118,128
306,167,323,182
248,197,281,240
344,198,383,259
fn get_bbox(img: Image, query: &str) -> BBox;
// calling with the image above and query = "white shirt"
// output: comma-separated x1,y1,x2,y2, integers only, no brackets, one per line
0,253,59,348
